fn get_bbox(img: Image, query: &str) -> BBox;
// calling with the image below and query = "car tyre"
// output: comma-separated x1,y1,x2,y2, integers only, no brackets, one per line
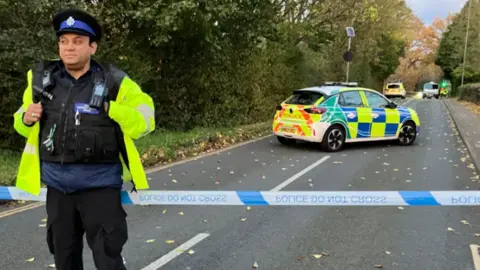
397,121,416,146
277,136,296,145
321,125,346,152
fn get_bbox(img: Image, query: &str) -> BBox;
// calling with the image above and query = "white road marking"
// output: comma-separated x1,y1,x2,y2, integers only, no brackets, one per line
270,156,330,192
470,244,480,270
145,135,273,174
142,233,210,270
0,202,45,219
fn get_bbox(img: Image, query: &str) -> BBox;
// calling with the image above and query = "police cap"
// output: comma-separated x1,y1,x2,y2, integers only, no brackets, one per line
52,9,102,42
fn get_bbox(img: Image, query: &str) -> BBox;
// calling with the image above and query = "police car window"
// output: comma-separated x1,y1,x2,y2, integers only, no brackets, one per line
338,91,363,107
364,91,389,108
285,91,324,105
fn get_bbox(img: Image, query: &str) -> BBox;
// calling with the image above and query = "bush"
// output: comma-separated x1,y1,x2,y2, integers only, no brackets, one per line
458,83,480,103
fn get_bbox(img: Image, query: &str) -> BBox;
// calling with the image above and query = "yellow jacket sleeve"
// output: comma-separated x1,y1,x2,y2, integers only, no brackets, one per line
108,76,155,139
13,70,34,138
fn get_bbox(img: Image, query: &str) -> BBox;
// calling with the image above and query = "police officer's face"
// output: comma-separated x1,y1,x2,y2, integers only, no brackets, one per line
58,33,97,69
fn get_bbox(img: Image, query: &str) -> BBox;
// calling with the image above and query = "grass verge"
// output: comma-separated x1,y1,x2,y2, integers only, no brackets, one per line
0,121,271,187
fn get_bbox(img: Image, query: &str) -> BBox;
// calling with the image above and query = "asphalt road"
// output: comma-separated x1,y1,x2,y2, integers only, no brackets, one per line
1,98,480,270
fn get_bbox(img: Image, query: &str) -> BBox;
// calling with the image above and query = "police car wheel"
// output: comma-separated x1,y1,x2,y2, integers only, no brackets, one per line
277,136,296,145
398,122,416,146
322,125,345,152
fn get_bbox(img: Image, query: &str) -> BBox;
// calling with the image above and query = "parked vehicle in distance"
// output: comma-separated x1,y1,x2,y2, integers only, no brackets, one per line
383,82,406,99
422,81,439,99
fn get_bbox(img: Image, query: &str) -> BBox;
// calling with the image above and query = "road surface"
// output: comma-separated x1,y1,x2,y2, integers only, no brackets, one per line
1,98,480,270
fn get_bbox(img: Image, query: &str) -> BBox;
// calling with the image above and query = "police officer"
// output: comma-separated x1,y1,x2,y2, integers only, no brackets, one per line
12,9,155,270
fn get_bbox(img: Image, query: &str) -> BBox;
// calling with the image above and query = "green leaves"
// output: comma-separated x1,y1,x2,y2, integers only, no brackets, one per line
1,0,418,150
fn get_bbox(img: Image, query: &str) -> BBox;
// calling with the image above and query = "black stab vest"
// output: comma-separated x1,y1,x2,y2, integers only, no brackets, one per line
32,60,129,165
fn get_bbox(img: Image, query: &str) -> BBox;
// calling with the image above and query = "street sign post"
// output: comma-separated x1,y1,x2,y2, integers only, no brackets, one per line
345,27,355,82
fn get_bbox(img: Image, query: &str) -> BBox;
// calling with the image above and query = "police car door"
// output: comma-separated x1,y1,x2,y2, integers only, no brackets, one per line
363,90,397,138
338,90,371,139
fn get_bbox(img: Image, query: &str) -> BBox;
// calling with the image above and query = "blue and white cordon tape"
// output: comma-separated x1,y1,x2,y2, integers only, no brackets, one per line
1,186,480,206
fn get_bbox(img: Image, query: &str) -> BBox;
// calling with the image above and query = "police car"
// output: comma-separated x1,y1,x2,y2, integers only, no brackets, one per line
383,82,406,99
272,82,420,152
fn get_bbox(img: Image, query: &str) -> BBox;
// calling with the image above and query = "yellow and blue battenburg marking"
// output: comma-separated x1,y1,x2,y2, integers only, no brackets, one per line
0,186,478,206
339,106,415,139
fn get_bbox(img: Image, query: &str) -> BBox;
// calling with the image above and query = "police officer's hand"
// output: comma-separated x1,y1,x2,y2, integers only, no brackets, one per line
23,102,43,125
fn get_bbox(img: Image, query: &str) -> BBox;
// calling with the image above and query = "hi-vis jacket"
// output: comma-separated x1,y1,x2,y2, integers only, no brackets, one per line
13,68,155,196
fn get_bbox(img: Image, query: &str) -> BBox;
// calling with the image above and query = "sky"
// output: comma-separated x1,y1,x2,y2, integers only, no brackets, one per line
406,0,468,25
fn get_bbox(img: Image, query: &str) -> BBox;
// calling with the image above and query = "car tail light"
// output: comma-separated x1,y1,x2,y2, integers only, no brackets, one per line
304,107,327,114
276,105,283,111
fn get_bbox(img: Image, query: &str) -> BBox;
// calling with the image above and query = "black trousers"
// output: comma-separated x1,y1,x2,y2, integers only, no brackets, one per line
46,186,128,270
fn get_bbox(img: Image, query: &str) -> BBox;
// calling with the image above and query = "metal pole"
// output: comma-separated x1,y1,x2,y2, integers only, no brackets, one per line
461,0,473,86
346,37,351,82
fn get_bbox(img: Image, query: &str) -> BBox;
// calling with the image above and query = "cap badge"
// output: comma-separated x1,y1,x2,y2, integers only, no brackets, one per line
66,16,75,26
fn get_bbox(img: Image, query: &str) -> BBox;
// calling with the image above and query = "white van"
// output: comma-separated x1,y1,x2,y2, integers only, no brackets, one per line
422,82,439,99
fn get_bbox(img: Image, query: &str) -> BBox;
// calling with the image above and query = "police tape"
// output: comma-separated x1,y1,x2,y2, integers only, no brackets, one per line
1,186,480,206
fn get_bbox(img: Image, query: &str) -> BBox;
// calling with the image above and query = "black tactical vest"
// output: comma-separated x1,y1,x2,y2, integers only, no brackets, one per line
32,60,129,165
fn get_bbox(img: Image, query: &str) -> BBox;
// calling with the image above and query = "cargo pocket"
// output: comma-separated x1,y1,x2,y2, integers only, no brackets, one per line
101,208,128,258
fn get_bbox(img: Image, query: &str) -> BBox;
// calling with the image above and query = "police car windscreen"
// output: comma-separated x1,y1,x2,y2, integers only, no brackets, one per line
286,91,324,105
387,84,400,89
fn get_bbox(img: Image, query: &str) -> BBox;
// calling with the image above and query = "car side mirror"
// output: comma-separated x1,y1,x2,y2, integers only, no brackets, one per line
386,101,397,109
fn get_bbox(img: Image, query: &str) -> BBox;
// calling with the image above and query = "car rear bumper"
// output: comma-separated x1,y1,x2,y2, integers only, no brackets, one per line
273,122,331,143
384,92,405,96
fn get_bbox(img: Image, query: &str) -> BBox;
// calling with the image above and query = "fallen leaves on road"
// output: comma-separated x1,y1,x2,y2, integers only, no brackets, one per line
162,209,167,214
247,206,252,211
468,164,475,169
393,168,399,172
26,257,35,262
383,163,390,166
41,218,47,222
39,223,46,227
447,227,455,232
188,250,195,255
146,239,155,243
48,263,56,268
179,212,184,216
165,240,175,244
241,218,247,222
461,220,470,225
475,233,480,237
172,179,178,183
252,262,259,268
385,251,391,255
312,254,323,259
374,264,384,268
297,255,303,261
333,161,343,164
405,180,411,183
397,207,404,210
